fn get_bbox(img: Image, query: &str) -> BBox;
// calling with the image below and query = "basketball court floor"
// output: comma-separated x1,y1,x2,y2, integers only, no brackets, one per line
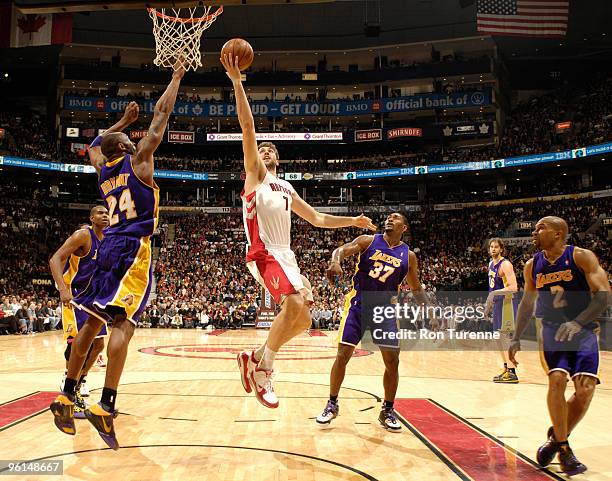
0,329,610,480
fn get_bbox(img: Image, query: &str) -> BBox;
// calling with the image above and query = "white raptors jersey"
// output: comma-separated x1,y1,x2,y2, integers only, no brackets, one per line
242,171,295,255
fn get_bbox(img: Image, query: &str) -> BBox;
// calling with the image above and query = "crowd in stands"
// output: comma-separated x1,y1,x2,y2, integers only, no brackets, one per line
0,295,61,335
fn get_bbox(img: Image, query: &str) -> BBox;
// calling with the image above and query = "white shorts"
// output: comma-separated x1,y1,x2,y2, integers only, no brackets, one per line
246,246,313,305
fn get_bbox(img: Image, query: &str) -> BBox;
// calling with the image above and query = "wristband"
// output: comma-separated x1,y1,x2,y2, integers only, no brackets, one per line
89,135,103,148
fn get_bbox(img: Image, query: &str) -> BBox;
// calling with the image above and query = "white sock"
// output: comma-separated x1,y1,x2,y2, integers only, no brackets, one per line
258,346,277,371
254,343,266,362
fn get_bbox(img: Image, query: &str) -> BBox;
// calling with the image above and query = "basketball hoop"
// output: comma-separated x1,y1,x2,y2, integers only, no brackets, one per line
148,5,223,72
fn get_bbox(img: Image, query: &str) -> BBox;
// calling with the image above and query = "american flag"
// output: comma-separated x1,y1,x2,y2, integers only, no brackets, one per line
477,0,569,38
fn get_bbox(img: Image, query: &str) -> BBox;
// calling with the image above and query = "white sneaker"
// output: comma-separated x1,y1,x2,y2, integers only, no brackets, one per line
316,400,339,425
79,380,90,397
237,351,256,393
59,372,67,392
378,408,402,432
96,355,106,367
249,367,279,409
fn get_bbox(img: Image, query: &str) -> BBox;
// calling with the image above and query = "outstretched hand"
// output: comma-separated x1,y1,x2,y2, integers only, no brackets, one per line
220,54,242,83
353,214,377,231
172,56,186,80
122,101,140,124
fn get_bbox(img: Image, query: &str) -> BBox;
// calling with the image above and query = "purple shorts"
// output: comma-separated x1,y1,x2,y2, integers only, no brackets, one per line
338,305,400,349
72,235,153,326
539,320,600,383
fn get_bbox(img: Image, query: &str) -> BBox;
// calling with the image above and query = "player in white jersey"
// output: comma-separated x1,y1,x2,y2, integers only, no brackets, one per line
222,53,376,409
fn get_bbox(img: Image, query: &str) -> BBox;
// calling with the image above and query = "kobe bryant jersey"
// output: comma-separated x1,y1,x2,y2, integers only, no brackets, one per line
242,171,295,253
350,234,409,305
98,154,160,237
532,245,592,325
62,226,100,295
488,257,508,292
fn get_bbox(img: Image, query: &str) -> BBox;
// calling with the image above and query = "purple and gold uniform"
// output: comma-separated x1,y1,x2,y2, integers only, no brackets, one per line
62,226,107,341
488,257,518,332
338,234,409,348
533,245,599,382
73,154,159,325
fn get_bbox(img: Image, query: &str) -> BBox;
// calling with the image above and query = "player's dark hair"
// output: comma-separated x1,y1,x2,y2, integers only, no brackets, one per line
100,132,125,159
488,237,505,254
258,141,279,159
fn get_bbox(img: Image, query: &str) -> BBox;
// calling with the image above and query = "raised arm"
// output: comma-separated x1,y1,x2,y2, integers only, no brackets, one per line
88,101,139,172
49,229,91,305
326,235,374,283
509,258,538,365
291,191,377,230
220,54,266,189
134,64,186,184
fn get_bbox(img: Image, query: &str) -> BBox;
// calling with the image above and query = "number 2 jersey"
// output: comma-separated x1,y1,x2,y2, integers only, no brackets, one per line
532,245,592,327
98,154,159,237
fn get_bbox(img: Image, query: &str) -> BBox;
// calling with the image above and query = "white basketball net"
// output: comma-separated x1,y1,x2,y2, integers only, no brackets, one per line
148,6,223,72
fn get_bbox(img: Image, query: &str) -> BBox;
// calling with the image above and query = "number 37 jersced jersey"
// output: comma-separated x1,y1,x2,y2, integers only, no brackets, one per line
242,172,295,253
98,154,160,237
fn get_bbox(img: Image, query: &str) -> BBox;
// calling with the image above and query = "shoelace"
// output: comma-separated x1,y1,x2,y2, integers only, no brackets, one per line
323,401,337,415
262,371,275,392
384,409,398,423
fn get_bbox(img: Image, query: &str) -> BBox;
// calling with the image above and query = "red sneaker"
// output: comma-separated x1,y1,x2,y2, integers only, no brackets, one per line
249,367,279,409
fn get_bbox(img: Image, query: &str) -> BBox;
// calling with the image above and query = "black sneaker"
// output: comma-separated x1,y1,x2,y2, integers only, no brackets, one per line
49,394,75,435
378,408,402,432
536,426,559,467
558,445,587,476
85,402,119,450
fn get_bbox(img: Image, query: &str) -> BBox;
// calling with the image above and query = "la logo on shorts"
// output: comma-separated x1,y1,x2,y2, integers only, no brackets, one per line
121,294,135,306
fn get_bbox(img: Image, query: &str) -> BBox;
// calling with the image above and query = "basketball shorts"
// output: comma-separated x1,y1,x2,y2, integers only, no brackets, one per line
338,291,399,349
537,319,600,383
492,295,518,332
246,246,313,305
72,235,153,326
62,302,107,342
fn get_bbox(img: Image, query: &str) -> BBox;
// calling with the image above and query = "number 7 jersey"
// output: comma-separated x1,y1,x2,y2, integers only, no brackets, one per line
242,171,295,253
99,154,160,237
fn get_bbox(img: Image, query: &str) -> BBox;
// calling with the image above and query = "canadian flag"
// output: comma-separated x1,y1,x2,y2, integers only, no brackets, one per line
0,5,72,48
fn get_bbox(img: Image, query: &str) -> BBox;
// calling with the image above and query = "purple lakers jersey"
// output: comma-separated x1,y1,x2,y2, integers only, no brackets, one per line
99,154,159,237
488,258,507,292
62,226,101,296
350,234,410,304
532,245,591,324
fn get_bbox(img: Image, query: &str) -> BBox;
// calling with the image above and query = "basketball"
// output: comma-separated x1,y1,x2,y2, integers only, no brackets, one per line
221,38,254,71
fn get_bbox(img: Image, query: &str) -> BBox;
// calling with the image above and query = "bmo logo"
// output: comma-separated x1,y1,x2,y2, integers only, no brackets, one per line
346,103,368,112
371,101,381,113
96,99,106,110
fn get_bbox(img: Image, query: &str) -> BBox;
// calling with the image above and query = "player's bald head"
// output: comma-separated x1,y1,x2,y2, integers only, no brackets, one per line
539,216,569,240
90,205,106,217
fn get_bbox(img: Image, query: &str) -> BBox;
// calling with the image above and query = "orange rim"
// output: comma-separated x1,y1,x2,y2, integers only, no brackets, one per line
147,5,223,24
